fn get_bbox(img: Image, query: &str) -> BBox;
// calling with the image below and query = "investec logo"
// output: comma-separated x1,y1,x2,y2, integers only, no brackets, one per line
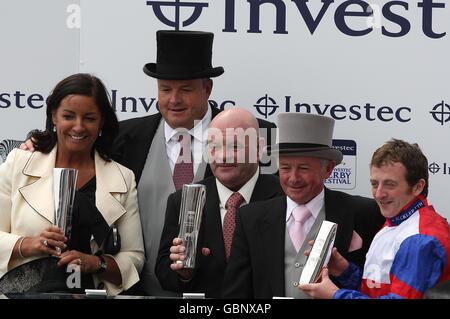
430,101,450,126
146,0,447,38
253,95,411,123
429,162,450,176
146,0,208,29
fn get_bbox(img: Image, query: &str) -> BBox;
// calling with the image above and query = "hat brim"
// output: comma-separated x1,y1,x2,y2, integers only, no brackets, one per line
267,145,343,164
0,257,63,294
143,63,224,79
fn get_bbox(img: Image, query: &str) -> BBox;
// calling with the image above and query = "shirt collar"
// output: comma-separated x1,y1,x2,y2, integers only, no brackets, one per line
216,167,260,209
164,106,212,143
387,195,427,227
285,188,324,222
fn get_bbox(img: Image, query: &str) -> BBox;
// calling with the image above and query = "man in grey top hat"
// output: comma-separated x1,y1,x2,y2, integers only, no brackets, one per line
222,113,384,299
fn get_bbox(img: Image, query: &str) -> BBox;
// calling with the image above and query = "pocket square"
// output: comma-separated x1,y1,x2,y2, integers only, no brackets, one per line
348,230,363,252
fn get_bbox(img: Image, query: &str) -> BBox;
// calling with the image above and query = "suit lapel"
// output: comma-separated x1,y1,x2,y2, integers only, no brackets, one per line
201,173,283,268
19,148,58,224
19,148,128,227
95,152,127,226
194,107,221,181
324,188,353,252
249,174,282,202
260,196,286,296
200,177,226,262
123,114,161,184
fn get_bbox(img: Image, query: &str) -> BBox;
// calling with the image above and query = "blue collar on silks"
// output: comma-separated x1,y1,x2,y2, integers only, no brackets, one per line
387,195,428,227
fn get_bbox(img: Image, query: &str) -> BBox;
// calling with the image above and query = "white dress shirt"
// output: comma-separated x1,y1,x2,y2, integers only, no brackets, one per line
216,167,260,225
164,107,212,176
285,188,325,236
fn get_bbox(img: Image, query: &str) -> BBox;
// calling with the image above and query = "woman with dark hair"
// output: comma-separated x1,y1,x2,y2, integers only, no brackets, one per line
0,73,144,295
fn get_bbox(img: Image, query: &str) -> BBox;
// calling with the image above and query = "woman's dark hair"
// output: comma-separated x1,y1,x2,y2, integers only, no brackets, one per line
31,73,119,161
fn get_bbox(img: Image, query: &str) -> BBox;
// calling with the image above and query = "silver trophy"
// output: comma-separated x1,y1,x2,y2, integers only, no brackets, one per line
53,168,78,249
299,221,337,284
177,184,206,269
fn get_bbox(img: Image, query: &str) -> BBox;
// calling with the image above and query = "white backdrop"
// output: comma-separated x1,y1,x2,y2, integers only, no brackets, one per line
1,0,449,219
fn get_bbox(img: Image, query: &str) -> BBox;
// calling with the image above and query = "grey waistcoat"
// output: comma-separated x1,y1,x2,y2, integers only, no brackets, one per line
137,120,206,296
284,206,325,298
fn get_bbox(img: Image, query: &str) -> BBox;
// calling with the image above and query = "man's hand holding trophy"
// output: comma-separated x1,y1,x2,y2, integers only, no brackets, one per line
170,184,206,280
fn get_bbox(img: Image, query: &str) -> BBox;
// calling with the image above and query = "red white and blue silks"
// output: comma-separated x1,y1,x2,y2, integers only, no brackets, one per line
334,196,450,299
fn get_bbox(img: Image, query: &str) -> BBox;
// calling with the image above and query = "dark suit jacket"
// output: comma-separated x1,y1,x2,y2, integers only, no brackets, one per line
155,174,284,298
222,188,384,298
112,107,276,184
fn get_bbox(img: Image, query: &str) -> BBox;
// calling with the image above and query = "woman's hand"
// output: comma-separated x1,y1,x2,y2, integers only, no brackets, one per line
58,250,100,273
20,226,67,258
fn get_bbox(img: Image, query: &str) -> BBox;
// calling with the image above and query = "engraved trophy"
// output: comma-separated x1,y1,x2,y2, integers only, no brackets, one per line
177,184,206,269
53,168,78,252
299,221,337,284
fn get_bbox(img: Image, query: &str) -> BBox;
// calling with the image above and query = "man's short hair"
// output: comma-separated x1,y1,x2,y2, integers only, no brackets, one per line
370,139,429,197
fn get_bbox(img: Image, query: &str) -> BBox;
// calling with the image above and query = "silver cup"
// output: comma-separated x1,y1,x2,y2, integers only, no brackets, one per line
53,168,78,248
177,184,206,269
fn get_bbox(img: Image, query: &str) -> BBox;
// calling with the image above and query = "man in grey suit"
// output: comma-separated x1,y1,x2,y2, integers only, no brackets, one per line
155,108,284,298
222,113,384,298
111,30,223,296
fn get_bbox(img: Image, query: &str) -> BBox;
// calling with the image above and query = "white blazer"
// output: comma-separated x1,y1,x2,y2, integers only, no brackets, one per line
0,147,145,295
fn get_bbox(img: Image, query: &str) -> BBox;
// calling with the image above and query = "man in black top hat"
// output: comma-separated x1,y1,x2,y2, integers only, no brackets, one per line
112,30,276,296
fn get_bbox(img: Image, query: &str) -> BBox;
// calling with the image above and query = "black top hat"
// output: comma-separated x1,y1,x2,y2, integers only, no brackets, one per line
143,30,224,80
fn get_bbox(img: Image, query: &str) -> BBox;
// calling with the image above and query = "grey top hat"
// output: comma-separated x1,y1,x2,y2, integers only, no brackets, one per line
271,113,343,164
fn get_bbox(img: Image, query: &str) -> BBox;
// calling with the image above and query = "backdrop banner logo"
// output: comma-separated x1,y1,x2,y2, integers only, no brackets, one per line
325,139,357,190
253,94,279,119
430,101,450,125
429,162,450,176
146,0,209,30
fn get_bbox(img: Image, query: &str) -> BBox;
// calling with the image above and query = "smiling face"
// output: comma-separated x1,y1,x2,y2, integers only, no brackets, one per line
278,155,335,205
52,94,102,157
157,78,212,130
370,162,424,218
208,128,259,191
207,108,261,192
